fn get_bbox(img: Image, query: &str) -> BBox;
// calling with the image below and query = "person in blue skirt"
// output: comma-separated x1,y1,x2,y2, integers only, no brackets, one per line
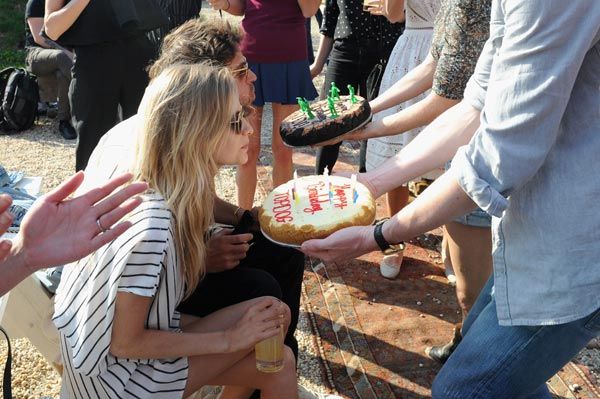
210,0,321,208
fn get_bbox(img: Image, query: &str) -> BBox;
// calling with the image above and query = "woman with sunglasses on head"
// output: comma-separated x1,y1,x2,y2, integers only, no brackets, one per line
209,0,321,209
52,63,300,399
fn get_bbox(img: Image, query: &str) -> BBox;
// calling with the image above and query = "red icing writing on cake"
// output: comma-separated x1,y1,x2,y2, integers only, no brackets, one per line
304,182,330,215
302,182,351,213
333,184,350,210
272,192,293,223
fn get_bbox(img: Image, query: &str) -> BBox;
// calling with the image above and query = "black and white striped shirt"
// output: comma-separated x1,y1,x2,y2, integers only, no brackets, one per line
53,194,188,398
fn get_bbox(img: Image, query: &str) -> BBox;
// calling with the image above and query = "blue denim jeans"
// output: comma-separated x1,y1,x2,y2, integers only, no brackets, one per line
432,277,600,399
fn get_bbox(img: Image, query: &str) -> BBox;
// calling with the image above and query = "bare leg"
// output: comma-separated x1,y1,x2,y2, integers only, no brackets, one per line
181,296,292,398
207,347,297,399
380,186,409,278
216,304,292,399
441,228,456,285
386,185,409,216
425,223,492,363
237,106,263,208
271,103,297,188
445,221,493,317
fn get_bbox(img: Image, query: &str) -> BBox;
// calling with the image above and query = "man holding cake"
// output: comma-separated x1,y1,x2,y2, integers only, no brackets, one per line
302,0,600,397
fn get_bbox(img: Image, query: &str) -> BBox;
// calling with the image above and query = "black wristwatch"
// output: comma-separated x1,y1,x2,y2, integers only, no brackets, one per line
374,221,405,255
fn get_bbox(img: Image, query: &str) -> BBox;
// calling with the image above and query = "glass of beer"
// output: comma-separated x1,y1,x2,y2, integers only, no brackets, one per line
255,326,284,373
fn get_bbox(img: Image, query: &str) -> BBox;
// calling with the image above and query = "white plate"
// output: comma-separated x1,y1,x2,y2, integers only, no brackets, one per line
260,215,377,249
260,228,302,249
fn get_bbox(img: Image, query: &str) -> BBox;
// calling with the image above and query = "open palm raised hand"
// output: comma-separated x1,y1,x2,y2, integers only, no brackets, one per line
11,171,147,272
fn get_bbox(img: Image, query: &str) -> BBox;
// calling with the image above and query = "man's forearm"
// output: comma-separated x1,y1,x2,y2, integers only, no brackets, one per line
371,92,459,139
368,100,480,197
382,171,477,244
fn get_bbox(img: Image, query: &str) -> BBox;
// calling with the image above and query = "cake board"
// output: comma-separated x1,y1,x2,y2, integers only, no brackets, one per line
260,211,377,250
309,115,372,148
261,227,302,249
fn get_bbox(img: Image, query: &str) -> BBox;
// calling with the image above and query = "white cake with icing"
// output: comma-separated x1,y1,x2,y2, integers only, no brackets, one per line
259,175,376,245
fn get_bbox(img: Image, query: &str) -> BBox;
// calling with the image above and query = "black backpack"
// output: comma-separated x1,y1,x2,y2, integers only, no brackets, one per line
0,67,39,133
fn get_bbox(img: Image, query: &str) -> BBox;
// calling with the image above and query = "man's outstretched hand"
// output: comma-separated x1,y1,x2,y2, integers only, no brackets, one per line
301,225,378,263
8,171,147,273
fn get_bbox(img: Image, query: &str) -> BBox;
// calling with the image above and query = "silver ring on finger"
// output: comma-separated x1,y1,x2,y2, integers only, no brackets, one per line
96,217,108,234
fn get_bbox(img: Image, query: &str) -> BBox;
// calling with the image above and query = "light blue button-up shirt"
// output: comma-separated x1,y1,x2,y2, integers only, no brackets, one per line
451,0,600,326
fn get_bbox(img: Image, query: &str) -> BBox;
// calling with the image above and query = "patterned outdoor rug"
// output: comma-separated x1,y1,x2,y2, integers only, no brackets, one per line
301,244,600,399
252,134,598,399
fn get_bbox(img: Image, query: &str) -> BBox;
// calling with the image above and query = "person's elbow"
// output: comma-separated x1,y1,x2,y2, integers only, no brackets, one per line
109,332,142,358
299,0,320,18
43,20,61,41
301,6,319,18
386,12,405,23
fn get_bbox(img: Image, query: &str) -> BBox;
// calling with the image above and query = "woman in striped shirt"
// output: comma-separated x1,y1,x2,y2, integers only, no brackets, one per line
53,63,298,398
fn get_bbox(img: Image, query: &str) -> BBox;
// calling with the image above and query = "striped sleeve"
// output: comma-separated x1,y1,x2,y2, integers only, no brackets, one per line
53,197,173,378
118,237,168,297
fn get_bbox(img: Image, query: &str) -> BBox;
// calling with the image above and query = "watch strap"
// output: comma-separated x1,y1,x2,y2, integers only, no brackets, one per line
374,221,391,252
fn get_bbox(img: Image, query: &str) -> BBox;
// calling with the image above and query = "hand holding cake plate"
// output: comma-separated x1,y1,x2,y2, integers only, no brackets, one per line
280,83,372,148
259,173,376,247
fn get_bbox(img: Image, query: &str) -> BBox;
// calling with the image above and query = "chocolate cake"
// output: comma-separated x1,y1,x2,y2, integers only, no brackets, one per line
280,95,371,147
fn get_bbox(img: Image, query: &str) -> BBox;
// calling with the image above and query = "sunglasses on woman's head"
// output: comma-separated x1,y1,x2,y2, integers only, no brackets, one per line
230,106,255,134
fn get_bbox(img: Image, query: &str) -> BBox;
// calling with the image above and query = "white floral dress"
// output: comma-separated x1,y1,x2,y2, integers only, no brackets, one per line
366,0,442,178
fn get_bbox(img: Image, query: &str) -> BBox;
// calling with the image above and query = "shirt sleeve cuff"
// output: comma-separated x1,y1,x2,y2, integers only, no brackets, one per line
463,75,485,111
451,145,508,218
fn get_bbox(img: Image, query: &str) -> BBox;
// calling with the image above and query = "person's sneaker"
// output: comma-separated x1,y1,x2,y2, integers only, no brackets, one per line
59,119,77,140
441,234,456,286
47,102,59,119
298,384,343,399
37,101,48,116
425,325,462,364
444,265,457,286
379,252,403,279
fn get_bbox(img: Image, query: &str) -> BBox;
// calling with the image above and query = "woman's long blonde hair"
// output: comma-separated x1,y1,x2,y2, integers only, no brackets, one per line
132,63,236,298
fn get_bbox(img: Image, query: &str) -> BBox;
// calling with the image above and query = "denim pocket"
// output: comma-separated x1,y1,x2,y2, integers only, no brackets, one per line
583,307,600,331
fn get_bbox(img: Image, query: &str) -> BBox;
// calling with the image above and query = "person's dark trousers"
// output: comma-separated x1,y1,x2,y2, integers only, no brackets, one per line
177,230,305,360
315,38,387,174
71,34,155,171
26,47,73,121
